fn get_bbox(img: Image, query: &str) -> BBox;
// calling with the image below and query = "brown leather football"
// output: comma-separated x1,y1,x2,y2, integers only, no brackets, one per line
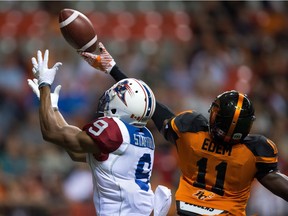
59,8,97,52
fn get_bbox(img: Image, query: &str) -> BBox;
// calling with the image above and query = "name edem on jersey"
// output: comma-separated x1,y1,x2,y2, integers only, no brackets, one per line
201,138,232,156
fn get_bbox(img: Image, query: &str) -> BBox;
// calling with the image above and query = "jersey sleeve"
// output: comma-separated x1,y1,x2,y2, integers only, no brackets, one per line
152,101,175,132
82,117,123,154
252,135,278,180
163,111,208,143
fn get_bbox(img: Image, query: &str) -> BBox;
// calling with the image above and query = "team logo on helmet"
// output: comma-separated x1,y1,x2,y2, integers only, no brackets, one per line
113,80,133,106
232,133,242,140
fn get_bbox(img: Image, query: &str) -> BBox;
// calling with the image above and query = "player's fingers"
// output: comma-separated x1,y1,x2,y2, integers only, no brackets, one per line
98,42,105,52
54,85,62,95
31,57,38,67
43,49,49,67
28,79,36,86
53,62,62,71
37,50,43,66
79,51,87,57
80,51,94,58
33,78,39,85
32,67,38,75
27,80,36,89
27,79,34,90
27,79,33,86
27,79,40,97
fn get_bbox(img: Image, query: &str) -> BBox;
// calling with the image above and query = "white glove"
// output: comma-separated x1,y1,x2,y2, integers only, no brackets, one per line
79,42,116,73
31,50,62,88
27,78,62,109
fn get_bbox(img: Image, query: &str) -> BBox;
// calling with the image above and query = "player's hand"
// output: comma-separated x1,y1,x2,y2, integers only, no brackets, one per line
27,78,62,109
27,78,40,98
31,50,62,88
79,42,116,74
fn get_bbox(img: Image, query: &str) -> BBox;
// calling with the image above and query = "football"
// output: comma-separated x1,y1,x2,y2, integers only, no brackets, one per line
59,8,97,52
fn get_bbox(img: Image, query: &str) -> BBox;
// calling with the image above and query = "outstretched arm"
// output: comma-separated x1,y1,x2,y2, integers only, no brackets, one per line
28,78,87,162
30,50,100,157
80,43,175,132
109,65,175,130
258,171,288,201
38,85,94,155
38,85,82,150
53,109,87,162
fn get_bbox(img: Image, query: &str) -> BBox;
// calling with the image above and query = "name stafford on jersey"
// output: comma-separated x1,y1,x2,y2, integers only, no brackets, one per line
133,134,154,150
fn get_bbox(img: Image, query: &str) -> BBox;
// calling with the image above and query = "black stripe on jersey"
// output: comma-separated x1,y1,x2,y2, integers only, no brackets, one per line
173,112,209,133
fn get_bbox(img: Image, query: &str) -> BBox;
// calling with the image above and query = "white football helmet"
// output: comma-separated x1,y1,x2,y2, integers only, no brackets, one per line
97,78,156,127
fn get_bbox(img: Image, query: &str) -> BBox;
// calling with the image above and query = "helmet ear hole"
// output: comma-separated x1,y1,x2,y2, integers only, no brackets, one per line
111,109,117,114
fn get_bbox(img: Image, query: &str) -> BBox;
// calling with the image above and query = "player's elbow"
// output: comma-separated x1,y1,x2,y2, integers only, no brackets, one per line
40,126,59,143
41,131,55,143
40,121,60,141
69,154,86,163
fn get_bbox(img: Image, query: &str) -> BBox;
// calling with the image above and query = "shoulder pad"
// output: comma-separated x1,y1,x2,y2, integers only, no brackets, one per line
244,134,278,158
173,111,208,133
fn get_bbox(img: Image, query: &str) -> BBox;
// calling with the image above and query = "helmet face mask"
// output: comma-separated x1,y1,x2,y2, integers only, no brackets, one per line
97,78,156,127
96,91,111,118
208,90,255,145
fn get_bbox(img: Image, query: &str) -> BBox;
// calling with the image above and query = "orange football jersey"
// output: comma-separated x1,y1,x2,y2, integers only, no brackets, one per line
164,111,278,216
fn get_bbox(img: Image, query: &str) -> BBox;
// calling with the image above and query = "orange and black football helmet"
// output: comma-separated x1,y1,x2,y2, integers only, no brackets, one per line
208,90,256,145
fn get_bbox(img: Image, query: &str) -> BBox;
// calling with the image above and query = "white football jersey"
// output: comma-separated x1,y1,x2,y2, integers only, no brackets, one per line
83,116,155,216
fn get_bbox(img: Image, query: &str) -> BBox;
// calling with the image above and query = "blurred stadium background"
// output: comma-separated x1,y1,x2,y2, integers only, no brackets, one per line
0,1,288,215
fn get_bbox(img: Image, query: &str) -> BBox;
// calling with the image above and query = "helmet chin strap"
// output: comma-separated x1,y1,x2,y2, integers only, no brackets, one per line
224,93,244,143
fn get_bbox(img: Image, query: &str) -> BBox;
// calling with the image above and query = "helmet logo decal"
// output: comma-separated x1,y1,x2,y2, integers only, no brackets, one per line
224,93,244,142
113,80,133,106
232,133,242,140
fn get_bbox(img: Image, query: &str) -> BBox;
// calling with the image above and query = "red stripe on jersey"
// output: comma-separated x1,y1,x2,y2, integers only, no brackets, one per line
83,117,123,154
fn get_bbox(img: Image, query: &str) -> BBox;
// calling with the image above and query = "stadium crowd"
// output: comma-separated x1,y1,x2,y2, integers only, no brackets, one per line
0,1,288,215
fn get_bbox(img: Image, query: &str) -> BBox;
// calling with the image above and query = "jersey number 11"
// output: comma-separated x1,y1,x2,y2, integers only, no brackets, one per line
193,157,227,196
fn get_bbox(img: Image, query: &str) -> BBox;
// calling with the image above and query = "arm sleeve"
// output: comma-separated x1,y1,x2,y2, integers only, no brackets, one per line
109,65,175,131
152,102,175,132
110,65,128,81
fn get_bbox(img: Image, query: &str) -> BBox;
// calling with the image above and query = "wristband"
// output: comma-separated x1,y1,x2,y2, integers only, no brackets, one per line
38,82,51,89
